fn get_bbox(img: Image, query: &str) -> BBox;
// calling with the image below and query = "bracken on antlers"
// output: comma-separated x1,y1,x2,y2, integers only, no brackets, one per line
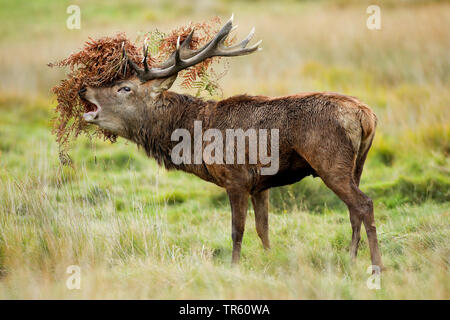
49,34,141,150
49,17,230,155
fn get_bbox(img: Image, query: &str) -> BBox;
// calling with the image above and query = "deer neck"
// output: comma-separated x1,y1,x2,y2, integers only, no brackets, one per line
131,91,214,172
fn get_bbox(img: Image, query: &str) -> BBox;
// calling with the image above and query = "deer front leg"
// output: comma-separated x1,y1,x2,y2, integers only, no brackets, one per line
227,189,249,264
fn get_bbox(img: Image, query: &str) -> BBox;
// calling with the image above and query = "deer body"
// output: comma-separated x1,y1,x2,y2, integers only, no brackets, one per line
139,91,375,191
78,16,383,268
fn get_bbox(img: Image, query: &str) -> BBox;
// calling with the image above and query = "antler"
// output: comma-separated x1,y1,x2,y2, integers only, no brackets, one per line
124,14,261,82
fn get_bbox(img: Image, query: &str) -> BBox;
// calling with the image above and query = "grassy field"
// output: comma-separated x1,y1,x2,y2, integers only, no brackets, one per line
0,0,449,299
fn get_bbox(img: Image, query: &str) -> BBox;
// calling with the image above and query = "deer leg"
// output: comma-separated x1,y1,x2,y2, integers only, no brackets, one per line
251,190,270,250
227,189,249,264
319,173,383,269
354,144,371,187
348,205,363,260
348,189,383,268
361,198,383,269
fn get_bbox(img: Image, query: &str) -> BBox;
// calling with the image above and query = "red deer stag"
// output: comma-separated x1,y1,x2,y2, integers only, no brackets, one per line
79,15,383,269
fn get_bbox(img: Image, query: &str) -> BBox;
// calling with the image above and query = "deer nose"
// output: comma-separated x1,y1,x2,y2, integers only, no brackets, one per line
78,87,87,97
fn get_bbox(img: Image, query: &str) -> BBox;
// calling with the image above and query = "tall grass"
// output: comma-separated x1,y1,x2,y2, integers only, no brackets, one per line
0,0,449,299
1,150,448,299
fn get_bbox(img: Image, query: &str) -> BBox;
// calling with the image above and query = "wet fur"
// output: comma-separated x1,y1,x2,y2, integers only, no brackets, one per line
128,91,377,193
85,81,383,268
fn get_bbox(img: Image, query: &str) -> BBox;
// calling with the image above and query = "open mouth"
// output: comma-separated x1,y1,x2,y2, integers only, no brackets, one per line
83,103,101,122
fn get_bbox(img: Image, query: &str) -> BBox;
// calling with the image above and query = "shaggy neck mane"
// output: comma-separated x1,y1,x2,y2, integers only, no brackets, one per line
130,91,213,173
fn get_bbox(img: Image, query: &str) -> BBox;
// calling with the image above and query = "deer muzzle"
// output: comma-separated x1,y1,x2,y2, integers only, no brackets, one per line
83,104,101,122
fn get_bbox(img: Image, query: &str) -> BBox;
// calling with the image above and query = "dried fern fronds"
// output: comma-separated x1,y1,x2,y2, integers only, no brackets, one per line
49,33,143,152
49,17,234,158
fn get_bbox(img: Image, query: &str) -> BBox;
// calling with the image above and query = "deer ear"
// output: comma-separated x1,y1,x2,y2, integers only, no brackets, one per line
149,75,178,98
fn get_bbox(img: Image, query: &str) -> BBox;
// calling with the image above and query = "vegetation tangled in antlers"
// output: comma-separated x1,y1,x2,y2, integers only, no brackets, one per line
49,17,233,157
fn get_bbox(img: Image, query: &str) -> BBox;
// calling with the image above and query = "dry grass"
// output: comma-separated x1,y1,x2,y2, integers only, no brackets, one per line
0,153,448,299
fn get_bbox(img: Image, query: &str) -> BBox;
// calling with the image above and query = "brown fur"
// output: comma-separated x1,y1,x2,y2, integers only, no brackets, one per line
80,77,383,268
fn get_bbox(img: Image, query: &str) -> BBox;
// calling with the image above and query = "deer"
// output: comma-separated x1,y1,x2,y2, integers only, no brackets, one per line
78,15,383,269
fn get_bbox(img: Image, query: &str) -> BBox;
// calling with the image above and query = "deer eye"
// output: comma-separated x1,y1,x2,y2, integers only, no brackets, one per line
118,86,131,93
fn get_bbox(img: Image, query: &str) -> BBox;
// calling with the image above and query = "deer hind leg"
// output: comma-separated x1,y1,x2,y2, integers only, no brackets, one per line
353,148,369,187
227,188,249,264
354,135,374,186
251,190,270,250
315,161,383,268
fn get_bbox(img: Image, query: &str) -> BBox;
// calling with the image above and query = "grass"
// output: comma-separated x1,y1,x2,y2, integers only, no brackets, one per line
0,0,449,299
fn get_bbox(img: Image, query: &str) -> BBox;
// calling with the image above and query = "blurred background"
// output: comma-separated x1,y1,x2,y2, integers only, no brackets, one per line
0,0,448,299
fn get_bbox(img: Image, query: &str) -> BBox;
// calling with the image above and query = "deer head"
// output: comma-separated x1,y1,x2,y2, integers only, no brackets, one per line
79,15,261,139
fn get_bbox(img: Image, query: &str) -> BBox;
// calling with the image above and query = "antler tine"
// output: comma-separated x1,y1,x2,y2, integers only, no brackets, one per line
174,36,182,64
226,27,255,50
142,38,149,73
149,28,195,70
178,17,233,60
217,39,262,56
122,42,143,77
127,14,261,82
180,29,194,51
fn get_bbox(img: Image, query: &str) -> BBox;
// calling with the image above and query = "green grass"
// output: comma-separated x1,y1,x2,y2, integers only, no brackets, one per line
0,0,449,299
0,90,448,299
